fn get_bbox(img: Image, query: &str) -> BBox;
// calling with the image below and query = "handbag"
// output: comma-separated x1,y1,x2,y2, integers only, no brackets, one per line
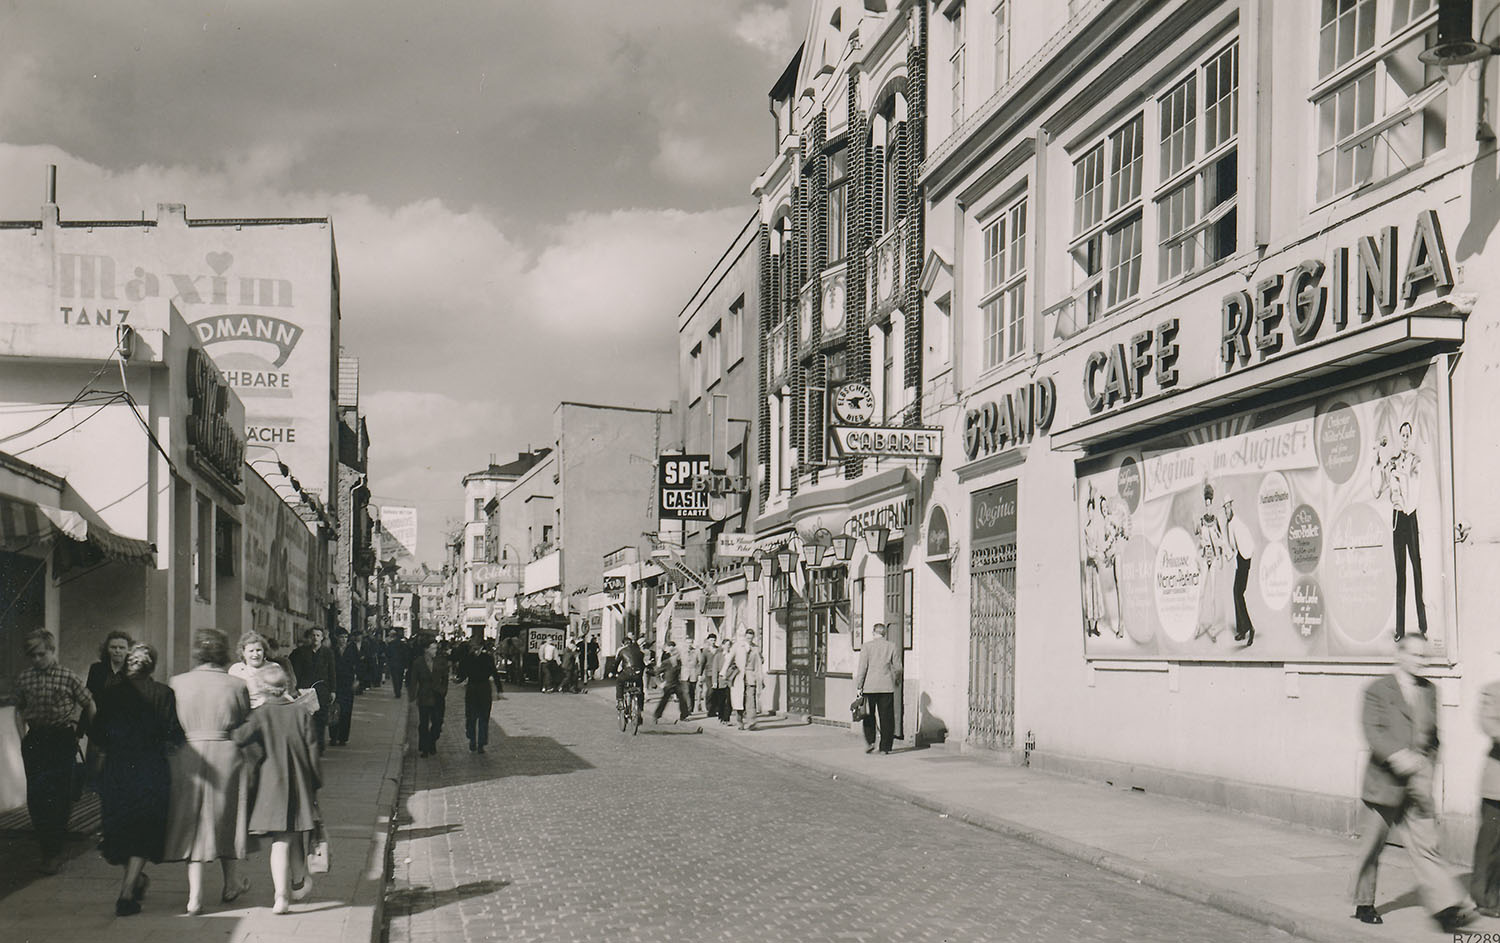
307,821,331,874
850,696,869,722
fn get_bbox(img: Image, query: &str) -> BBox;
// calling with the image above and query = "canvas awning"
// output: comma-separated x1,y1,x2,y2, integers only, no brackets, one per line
0,494,155,566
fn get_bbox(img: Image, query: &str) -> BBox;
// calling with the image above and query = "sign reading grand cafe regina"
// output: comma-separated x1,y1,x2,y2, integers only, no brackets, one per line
1070,209,1458,663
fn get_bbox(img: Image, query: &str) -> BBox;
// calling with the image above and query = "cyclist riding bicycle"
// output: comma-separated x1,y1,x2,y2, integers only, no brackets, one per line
614,634,646,715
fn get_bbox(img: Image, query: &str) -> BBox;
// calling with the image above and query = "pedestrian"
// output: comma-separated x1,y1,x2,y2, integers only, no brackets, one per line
387,631,410,698
586,637,600,680
234,663,319,915
729,629,763,731
681,638,701,717
711,636,733,725
229,631,272,707
1473,674,1500,918
408,636,449,757
854,622,902,755
264,636,295,680
329,630,358,746
458,639,503,753
13,628,95,874
84,630,134,791
538,636,560,691
561,640,581,693
288,627,336,753
164,627,252,916
651,645,690,724
1350,634,1472,932
91,642,182,916
696,634,716,716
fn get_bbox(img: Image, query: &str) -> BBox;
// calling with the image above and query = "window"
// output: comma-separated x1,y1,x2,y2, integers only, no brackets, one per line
727,297,744,367
195,495,213,601
873,97,906,234
950,6,966,128
689,343,703,401
826,148,848,263
707,321,722,383
472,535,485,559
1314,0,1444,202
883,323,897,417
473,497,483,521
929,293,952,369
980,197,1028,369
1071,115,1143,321
993,0,1011,91
1155,42,1239,281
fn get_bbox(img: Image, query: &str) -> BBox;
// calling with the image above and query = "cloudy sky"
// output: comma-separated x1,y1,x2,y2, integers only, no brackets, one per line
0,0,811,562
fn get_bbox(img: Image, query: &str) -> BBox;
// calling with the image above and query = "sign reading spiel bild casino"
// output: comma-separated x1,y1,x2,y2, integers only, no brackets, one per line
1075,362,1447,661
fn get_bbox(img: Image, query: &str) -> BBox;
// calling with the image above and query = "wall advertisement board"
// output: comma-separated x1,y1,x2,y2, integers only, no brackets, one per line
1075,361,1448,660
244,472,319,643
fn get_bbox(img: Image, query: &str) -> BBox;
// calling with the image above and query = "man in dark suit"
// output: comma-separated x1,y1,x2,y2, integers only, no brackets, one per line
854,622,902,755
1351,634,1471,931
289,627,336,753
1472,676,1500,917
408,636,449,757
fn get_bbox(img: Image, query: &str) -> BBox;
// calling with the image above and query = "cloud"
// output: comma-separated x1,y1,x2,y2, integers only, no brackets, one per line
734,3,799,55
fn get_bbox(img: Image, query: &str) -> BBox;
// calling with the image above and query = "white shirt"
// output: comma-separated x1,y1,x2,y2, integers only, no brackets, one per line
1226,515,1256,560
539,642,558,663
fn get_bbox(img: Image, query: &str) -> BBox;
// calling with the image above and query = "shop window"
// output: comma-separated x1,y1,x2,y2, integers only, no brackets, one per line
980,196,1028,370
826,148,849,264
1156,41,1239,281
195,495,213,602
1314,0,1443,203
1071,114,1143,322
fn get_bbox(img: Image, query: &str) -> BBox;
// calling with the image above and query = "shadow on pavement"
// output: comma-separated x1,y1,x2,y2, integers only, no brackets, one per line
385,879,509,917
398,823,463,841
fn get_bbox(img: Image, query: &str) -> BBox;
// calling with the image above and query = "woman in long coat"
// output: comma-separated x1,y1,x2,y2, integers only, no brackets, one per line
92,642,182,916
165,628,252,915
235,663,320,914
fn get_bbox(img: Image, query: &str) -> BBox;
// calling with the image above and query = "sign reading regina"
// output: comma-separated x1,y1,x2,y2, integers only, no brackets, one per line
831,425,943,459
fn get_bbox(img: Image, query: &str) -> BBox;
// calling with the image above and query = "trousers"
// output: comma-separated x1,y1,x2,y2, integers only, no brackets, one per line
1232,553,1254,639
862,692,896,753
1351,766,1463,914
653,681,690,721
1473,798,1500,909
22,726,77,856
418,698,446,753
1392,510,1428,637
464,690,492,749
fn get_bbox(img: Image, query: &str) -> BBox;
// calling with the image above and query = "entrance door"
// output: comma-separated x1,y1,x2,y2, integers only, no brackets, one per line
809,604,828,717
883,548,906,739
786,601,811,714
968,564,1015,749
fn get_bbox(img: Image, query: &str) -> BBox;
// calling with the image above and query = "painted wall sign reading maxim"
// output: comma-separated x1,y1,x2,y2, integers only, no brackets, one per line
58,251,293,310
1221,210,1453,372
963,376,1057,459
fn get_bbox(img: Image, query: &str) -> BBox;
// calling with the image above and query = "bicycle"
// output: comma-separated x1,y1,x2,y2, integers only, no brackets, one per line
616,679,643,735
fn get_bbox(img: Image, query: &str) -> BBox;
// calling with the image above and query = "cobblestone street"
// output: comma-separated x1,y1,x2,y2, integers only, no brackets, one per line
384,687,1291,943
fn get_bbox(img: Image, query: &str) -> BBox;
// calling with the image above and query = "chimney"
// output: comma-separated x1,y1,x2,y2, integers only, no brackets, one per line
157,203,188,227
41,164,58,228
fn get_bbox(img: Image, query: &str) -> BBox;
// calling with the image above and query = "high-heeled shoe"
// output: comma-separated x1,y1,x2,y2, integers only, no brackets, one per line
184,900,202,916
115,897,141,917
221,876,251,904
291,876,313,901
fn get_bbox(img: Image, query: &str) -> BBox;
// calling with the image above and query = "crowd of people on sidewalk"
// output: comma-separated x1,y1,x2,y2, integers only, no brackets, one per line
608,627,767,731
10,623,404,919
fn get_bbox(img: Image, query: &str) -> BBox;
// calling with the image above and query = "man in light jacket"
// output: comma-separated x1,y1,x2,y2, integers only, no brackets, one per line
854,622,902,755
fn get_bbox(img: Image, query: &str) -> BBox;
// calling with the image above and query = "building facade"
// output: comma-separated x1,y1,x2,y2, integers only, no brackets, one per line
750,0,933,727
461,450,549,633
921,0,1500,848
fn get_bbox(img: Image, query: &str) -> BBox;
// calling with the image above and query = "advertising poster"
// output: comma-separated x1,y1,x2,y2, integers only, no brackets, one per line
1076,362,1446,660
244,471,319,644
658,454,711,521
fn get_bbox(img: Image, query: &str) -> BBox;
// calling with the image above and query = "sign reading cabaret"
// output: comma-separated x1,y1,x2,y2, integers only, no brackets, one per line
186,346,246,493
1075,362,1446,661
831,425,942,459
1078,210,1453,418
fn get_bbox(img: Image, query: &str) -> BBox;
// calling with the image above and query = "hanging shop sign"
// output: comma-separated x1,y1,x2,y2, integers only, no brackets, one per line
659,454,712,520
701,596,727,618
603,575,626,600
970,482,1018,573
1220,210,1453,375
925,504,951,560
1075,361,1446,661
963,376,1058,459
716,533,755,558
832,382,875,425
830,425,943,459
1082,319,1182,417
674,599,698,614
186,345,246,493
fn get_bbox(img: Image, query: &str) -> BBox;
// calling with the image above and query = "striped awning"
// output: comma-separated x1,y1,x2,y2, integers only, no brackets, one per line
0,494,155,566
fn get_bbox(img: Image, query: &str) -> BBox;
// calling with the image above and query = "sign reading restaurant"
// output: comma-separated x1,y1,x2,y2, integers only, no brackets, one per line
1077,209,1454,418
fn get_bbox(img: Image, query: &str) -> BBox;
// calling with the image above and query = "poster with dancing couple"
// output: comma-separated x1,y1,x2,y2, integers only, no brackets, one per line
1076,361,1448,660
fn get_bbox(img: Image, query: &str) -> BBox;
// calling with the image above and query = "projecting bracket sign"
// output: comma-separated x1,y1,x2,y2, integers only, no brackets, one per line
830,425,943,460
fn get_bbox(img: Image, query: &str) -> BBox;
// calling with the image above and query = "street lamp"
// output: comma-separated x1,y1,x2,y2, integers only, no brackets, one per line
831,532,856,562
1418,0,1500,137
863,523,889,554
742,557,762,582
801,537,828,568
776,546,796,574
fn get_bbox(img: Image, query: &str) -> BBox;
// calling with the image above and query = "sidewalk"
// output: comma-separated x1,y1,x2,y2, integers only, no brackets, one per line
588,682,1491,943
0,686,409,943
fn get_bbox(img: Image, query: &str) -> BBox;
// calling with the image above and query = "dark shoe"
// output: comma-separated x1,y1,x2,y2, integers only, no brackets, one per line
1436,905,1474,933
1245,627,1255,647
115,897,141,917
865,744,876,754
1352,905,1382,924
476,746,485,753
1394,630,1404,642
468,742,475,752
221,876,250,903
